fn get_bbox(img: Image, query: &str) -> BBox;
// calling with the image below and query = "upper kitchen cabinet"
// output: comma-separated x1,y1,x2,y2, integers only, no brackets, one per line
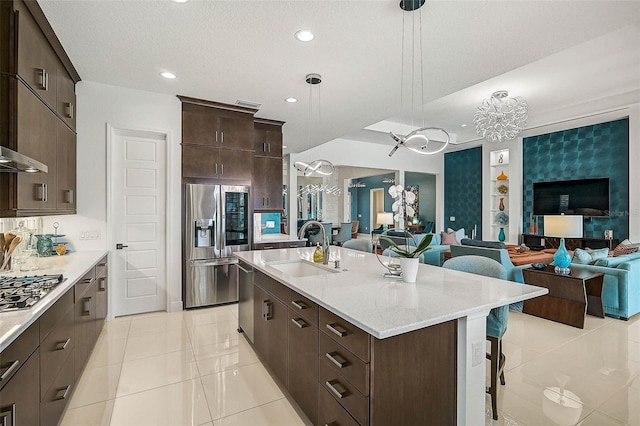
254,119,283,158
179,96,257,182
0,0,81,217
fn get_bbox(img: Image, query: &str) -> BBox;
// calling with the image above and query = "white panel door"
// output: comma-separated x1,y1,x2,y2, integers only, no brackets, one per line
110,128,167,316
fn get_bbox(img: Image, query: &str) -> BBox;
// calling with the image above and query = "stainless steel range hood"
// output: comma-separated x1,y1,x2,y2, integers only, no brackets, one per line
0,146,48,173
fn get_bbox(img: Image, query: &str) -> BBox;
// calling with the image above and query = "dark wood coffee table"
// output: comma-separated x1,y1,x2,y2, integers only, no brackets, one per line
522,265,604,328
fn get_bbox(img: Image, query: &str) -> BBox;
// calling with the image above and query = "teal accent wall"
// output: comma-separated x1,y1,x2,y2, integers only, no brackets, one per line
349,173,395,232
444,147,482,237
406,172,437,228
259,212,281,234
523,118,629,240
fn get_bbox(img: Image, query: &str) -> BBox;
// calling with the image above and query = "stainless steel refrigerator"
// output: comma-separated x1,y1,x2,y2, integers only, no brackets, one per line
183,183,251,308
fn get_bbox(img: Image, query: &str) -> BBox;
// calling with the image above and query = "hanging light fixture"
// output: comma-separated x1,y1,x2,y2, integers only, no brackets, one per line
473,90,528,143
388,0,450,157
293,74,335,177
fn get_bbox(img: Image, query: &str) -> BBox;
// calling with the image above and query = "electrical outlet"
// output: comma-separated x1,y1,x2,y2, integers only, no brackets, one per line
80,230,101,240
450,216,455,222
472,341,483,367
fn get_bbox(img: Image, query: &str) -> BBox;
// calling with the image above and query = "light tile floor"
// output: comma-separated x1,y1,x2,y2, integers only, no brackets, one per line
60,304,640,426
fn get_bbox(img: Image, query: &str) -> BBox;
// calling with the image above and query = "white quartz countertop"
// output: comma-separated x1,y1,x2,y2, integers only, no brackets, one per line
0,250,108,352
254,233,306,243
235,247,547,339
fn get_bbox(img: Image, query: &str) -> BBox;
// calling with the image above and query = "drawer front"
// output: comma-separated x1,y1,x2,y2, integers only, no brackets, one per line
318,383,360,426
40,347,75,426
253,242,280,250
287,289,318,326
40,305,75,400
95,256,108,279
280,241,306,249
40,287,73,342
255,271,289,303
74,267,96,301
320,358,369,426
320,307,370,362
0,321,39,387
320,332,369,396
0,349,40,426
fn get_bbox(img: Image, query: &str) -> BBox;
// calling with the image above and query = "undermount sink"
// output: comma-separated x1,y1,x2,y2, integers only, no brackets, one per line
266,259,339,278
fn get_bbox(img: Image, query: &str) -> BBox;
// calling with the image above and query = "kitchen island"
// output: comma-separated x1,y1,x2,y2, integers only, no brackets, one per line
235,246,547,426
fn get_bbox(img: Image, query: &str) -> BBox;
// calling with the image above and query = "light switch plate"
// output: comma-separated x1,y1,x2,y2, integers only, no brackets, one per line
472,341,483,366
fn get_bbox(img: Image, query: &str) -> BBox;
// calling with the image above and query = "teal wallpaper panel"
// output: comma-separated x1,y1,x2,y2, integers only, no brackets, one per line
349,173,395,233
444,147,483,237
523,118,629,240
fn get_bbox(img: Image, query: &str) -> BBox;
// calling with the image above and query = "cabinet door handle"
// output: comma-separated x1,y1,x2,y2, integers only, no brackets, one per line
291,300,307,310
0,360,20,381
220,163,223,175
35,183,47,202
325,352,348,368
262,300,272,321
326,323,347,337
82,297,92,316
262,246,274,249
215,163,218,175
56,338,71,351
37,68,48,90
266,197,270,206
0,404,15,426
238,264,253,273
268,143,271,153
291,318,307,328
64,189,74,204
53,384,72,401
325,380,349,399
98,277,106,292
214,131,218,142
64,102,74,119
263,142,267,153
220,131,224,143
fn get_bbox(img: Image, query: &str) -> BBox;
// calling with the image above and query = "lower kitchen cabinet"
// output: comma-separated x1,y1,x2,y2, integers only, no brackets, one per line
40,290,74,400
253,284,288,386
40,347,74,426
74,272,97,381
0,347,40,426
253,240,306,250
238,260,254,343
288,308,318,422
95,256,109,336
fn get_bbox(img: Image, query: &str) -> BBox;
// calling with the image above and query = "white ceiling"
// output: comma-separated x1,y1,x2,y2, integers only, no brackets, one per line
39,0,640,155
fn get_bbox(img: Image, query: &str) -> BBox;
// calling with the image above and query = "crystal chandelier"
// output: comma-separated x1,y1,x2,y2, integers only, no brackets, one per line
387,0,450,157
473,90,528,143
293,74,335,177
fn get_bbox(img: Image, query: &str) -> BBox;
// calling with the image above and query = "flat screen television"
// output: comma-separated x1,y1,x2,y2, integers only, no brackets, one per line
533,178,610,216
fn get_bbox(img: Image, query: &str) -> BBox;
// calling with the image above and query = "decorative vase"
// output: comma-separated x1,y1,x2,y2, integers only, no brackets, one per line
499,197,505,211
498,227,506,242
553,238,572,274
399,257,420,283
36,235,53,257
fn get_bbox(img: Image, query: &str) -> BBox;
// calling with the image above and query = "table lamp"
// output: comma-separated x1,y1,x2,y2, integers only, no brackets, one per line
377,212,394,231
544,215,583,274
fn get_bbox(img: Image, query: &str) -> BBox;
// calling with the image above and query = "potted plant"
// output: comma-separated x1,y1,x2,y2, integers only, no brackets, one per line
380,233,433,283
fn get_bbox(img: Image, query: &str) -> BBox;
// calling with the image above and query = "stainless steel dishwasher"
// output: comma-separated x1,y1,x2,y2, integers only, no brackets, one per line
237,260,254,343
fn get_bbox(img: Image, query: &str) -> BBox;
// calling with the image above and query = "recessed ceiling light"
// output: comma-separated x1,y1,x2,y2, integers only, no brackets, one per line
461,124,468,127
282,145,288,149
172,0,188,3
160,71,176,79
285,97,298,103
294,30,314,42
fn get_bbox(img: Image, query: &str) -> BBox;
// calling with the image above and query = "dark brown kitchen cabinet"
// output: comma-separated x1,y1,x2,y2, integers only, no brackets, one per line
254,120,283,158
0,347,40,426
253,283,288,386
180,99,255,150
182,144,253,181
40,346,74,426
56,64,76,130
74,268,98,381
56,119,76,210
95,257,109,336
253,156,282,211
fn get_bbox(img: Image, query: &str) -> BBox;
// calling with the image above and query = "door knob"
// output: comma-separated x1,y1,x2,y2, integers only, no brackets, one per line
116,243,128,249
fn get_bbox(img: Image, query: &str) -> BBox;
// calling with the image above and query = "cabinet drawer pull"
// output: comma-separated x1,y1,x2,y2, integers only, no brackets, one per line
37,68,48,90
53,384,72,401
291,318,307,328
326,323,347,337
325,352,348,369
0,360,20,381
262,300,273,321
0,404,15,426
81,277,94,284
325,380,349,399
63,189,74,204
56,338,71,351
262,246,275,250
82,297,92,316
98,277,106,292
291,300,307,310
64,102,74,119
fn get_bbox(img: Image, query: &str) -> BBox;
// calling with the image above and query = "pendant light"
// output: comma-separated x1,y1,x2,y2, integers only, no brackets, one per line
293,73,335,177
388,0,450,157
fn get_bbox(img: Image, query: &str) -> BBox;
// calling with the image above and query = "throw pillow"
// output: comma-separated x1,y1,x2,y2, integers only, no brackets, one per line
446,227,466,244
571,248,592,265
587,248,609,261
612,241,639,257
441,231,458,245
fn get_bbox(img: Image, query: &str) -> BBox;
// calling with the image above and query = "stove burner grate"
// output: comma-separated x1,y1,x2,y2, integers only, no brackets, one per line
0,274,64,312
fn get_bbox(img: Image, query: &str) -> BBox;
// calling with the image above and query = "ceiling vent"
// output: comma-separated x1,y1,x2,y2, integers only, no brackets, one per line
235,99,261,110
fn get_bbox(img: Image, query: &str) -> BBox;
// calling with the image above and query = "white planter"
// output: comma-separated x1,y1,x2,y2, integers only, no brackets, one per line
399,257,420,283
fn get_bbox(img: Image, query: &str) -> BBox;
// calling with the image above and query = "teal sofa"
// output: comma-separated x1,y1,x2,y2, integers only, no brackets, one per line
568,252,640,320
449,244,530,283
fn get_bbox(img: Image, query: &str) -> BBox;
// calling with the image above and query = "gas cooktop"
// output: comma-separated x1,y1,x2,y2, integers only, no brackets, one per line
0,274,65,312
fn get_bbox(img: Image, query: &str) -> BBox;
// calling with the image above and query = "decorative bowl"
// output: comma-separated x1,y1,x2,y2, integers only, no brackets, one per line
532,263,547,270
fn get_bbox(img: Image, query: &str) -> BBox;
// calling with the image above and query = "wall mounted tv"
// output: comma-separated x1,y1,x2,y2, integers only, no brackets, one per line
533,178,610,216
